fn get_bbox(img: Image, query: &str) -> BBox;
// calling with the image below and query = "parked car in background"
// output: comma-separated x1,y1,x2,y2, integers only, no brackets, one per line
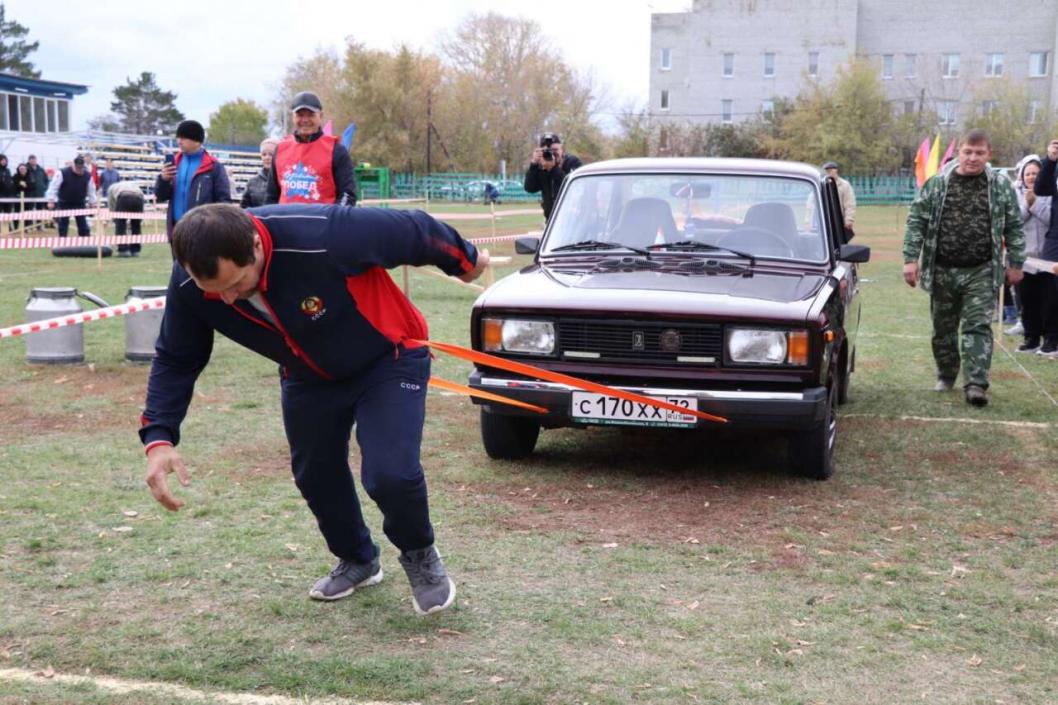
466,158,870,479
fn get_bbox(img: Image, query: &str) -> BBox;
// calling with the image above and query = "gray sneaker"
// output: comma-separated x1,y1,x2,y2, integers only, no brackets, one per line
309,554,383,601
965,385,988,407
398,546,456,616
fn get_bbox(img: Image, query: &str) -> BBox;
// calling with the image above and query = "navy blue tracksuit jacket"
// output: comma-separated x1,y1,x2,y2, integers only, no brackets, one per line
139,205,479,561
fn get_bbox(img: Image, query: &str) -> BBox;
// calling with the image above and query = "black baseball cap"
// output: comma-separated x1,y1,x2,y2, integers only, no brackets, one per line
73,155,85,166
291,91,323,113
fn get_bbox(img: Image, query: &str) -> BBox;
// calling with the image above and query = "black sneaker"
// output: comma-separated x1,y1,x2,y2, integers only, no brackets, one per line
1037,341,1058,359
965,385,988,407
309,553,383,601
398,545,456,616
1017,339,1040,353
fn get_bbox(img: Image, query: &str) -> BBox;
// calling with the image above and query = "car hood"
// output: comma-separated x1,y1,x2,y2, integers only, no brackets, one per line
475,262,831,322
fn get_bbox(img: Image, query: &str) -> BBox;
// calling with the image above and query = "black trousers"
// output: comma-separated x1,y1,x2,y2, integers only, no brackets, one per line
55,201,90,237
279,347,434,564
1019,271,1058,344
113,193,143,253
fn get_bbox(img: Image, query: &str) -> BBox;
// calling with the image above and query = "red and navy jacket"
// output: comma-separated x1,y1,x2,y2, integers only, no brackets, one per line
139,204,478,450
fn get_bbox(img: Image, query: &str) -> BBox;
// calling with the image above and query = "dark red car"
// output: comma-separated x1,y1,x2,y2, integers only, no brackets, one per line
468,158,869,479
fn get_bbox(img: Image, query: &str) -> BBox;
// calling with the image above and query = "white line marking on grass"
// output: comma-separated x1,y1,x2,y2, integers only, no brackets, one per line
994,335,1058,408
0,668,417,705
842,413,1052,429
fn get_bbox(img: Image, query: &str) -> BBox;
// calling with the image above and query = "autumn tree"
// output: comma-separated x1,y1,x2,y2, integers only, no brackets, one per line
775,59,901,173
0,4,39,78
971,78,1058,165
109,72,184,135
209,98,268,147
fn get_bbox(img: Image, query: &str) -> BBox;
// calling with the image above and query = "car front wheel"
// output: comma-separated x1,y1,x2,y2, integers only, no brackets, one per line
788,381,837,480
480,409,541,460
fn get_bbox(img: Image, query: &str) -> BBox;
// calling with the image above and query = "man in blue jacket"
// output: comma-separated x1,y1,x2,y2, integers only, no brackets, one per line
155,120,231,238
141,203,488,616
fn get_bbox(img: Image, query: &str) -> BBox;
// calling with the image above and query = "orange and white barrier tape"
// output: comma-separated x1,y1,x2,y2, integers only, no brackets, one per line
0,233,170,250
0,296,166,339
415,339,728,424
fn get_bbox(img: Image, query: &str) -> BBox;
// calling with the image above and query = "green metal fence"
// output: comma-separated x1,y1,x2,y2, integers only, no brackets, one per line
847,175,916,205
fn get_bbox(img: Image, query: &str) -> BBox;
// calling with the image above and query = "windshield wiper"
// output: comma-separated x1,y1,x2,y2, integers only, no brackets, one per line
648,240,755,265
549,240,651,258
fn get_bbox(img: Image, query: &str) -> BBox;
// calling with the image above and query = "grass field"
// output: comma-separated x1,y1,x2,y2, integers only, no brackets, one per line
1,204,1056,705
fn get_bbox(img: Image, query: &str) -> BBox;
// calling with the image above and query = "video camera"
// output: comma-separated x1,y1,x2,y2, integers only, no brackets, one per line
539,132,560,162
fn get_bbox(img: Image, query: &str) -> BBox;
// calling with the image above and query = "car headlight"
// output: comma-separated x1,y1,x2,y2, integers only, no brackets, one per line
482,318,555,355
727,328,809,365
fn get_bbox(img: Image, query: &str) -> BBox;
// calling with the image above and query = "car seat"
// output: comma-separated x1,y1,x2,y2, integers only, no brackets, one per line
611,197,679,249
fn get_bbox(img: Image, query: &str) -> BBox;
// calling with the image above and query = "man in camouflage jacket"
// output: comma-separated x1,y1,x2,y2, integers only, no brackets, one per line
902,129,1025,407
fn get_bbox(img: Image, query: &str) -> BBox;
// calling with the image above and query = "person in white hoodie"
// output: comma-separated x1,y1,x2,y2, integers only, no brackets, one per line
1012,154,1056,355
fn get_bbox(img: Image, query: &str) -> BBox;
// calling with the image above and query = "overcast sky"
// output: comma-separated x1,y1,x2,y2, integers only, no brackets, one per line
9,0,690,134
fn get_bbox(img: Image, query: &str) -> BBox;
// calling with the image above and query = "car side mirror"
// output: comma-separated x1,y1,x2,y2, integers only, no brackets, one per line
838,244,870,263
515,237,541,255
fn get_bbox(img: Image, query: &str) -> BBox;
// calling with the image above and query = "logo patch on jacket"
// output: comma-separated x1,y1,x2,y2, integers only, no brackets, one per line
300,296,325,320
282,162,321,201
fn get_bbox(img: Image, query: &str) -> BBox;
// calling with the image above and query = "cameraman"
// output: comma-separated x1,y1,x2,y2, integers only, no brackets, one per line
524,132,582,221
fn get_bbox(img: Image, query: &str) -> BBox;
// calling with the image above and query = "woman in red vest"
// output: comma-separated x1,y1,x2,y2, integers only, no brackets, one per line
268,91,358,206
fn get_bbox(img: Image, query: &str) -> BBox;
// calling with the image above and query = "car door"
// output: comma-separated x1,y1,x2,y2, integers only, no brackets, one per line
823,176,862,377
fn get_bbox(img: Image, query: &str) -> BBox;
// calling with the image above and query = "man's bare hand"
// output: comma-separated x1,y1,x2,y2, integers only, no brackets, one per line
46,201,55,210
903,261,919,288
160,164,177,182
459,248,490,283
145,444,190,511
1047,139,1058,161
1006,266,1024,286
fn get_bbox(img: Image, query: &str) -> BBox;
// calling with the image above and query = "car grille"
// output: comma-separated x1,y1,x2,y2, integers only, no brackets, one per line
557,319,722,364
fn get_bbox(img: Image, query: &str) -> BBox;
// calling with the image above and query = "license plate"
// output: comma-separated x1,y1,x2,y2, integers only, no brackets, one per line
571,391,698,428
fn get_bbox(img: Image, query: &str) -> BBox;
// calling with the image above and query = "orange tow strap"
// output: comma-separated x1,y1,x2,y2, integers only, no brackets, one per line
416,339,727,424
429,376,548,414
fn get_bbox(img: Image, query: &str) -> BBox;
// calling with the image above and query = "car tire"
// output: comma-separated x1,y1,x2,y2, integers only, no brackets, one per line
788,381,837,480
480,409,541,460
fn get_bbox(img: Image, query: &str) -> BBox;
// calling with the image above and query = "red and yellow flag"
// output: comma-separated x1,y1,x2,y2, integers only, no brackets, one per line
914,136,931,188
925,134,941,179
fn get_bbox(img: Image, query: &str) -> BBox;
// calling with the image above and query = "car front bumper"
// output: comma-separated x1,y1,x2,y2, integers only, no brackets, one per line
468,370,828,430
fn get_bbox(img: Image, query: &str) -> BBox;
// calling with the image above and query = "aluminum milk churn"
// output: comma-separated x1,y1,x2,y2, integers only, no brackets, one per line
124,285,167,362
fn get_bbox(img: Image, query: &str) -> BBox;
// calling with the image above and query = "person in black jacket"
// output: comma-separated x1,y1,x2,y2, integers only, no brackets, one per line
524,132,582,222
1031,137,1058,356
0,154,13,230
12,163,30,231
141,203,489,615
240,137,278,209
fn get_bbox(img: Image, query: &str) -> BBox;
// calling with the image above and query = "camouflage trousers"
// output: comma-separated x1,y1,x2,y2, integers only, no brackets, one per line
930,263,995,388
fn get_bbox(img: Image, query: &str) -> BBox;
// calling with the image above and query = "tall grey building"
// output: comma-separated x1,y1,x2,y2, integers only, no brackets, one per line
650,0,1058,129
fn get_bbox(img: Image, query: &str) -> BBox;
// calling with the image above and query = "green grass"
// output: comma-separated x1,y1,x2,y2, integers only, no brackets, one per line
0,205,1056,704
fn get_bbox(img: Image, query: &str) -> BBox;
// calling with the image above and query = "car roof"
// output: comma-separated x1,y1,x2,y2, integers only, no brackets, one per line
571,157,822,181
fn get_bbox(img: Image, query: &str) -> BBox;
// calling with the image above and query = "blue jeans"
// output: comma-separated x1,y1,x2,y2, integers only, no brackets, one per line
280,346,434,563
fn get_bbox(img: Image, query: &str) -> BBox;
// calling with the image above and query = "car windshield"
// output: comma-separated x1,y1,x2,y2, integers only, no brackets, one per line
542,173,827,262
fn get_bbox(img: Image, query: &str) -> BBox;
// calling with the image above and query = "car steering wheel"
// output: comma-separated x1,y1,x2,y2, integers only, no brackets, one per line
717,226,795,258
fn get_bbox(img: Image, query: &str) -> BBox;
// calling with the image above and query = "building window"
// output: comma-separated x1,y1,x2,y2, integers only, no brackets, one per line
660,89,669,111
46,99,57,133
882,54,894,79
808,52,819,77
904,100,916,115
984,53,1003,77
0,96,7,130
57,100,70,132
19,95,32,132
905,54,917,77
1029,100,1041,124
661,48,672,71
942,53,960,78
1030,52,1048,77
32,96,45,133
939,101,957,125
8,95,19,131
763,53,775,77
761,99,774,119
723,53,734,77
721,99,733,123
981,100,998,116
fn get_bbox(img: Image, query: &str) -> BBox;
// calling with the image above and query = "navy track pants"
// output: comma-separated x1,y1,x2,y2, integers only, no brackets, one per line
280,346,434,564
